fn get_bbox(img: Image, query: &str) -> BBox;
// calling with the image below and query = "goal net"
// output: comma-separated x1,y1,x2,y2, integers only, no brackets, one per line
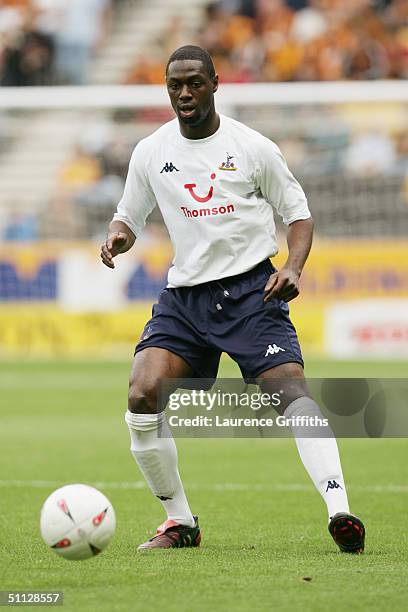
0,82,407,358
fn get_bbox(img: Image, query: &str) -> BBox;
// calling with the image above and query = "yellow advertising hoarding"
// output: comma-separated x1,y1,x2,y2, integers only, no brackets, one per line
0,240,407,357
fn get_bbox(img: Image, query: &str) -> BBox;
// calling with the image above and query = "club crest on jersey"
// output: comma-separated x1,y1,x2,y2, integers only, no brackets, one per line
219,153,237,171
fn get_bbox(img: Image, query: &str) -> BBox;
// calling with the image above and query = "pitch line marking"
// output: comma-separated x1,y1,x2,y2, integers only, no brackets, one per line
0,480,407,493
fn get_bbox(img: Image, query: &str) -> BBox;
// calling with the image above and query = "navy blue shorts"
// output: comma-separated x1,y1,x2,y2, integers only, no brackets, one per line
135,259,303,383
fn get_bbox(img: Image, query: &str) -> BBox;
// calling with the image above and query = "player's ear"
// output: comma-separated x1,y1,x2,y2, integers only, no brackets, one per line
212,74,219,93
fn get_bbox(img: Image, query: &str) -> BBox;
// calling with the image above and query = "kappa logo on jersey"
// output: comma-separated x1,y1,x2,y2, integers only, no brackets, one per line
219,153,237,171
265,344,286,357
160,162,179,173
326,480,343,492
184,173,216,203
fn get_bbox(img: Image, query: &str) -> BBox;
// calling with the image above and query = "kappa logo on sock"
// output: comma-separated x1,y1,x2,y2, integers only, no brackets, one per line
156,495,173,501
326,480,343,492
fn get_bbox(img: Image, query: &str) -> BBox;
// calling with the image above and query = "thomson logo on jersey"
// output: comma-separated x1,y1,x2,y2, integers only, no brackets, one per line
161,162,179,173
180,203,235,219
184,173,216,203
265,344,286,357
181,173,236,219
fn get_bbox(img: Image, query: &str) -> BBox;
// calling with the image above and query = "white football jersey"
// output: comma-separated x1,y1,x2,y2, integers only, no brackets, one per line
113,114,311,287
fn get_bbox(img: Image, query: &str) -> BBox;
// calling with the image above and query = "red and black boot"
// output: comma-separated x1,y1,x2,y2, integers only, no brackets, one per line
329,512,365,553
138,516,201,551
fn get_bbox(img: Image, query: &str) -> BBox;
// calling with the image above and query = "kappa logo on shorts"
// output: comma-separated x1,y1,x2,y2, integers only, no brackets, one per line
265,344,286,357
141,326,152,340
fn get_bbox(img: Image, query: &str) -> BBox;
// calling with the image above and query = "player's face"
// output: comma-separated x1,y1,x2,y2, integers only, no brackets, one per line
166,60,218,128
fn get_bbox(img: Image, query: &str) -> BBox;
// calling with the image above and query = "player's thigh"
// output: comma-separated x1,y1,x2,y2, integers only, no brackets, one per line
257,362,310,415
128,347,194,414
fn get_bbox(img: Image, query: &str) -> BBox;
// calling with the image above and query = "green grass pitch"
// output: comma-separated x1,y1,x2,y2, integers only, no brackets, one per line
1,358,407,611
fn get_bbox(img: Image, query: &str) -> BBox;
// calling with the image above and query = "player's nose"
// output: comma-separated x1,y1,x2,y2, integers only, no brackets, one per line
179,84,192,99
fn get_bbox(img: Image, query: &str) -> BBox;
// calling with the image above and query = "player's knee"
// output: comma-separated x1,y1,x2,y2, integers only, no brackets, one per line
128,381,160,414
258,363,308,415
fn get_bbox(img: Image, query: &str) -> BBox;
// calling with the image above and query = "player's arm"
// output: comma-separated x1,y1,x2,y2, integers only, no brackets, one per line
256,137,313,303
100,220,136,269
264,217,313,303
100,141,156,269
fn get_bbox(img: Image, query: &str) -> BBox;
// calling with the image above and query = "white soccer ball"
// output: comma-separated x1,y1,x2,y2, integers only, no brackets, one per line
40,484,116,561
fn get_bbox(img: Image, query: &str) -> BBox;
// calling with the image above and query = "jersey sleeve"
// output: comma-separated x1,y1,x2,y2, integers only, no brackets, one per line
112,141,157,237
255,137,311,225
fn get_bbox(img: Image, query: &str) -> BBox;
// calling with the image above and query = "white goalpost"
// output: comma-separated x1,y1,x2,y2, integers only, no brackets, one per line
0,80,407,109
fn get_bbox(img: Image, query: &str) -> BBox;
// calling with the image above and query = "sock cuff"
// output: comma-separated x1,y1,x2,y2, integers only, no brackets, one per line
284,396,322,419
284,396,334,438
125,409,166,432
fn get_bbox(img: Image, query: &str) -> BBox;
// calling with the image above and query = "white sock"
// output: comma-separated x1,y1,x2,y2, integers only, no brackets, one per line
125,410,195,527
285,397,350,519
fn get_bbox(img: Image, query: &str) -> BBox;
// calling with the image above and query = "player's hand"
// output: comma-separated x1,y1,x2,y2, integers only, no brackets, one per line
263,266,300,303
100,232,128,269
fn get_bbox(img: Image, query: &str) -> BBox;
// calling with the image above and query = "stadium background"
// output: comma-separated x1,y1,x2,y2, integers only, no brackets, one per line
1,3,408,611
1,0,408,361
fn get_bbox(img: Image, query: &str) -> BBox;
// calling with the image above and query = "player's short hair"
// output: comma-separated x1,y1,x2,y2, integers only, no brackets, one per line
166,45,216,79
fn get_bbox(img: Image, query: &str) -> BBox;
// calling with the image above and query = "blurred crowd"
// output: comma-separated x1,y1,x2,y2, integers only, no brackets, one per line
2,0,407,86
0,0,116,85
1,0,408,241
127,0,408,83
0,123,131,240
43,128,130,240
